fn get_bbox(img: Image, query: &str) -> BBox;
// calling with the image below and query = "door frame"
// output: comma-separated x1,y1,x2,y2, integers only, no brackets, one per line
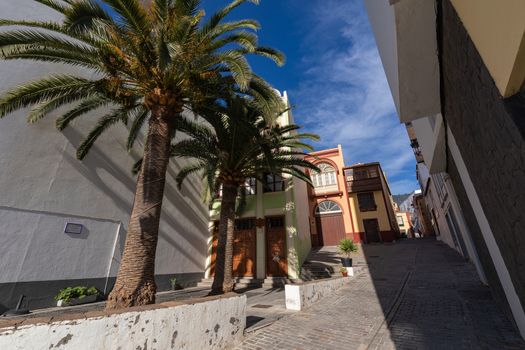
265,215,288,277
315,212,346,246
363,218,382,243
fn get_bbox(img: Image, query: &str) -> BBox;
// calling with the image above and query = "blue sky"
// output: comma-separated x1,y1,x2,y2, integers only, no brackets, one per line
200,0,418,194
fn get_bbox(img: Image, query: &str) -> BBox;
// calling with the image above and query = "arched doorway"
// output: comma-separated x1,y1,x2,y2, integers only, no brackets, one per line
315,200,346,246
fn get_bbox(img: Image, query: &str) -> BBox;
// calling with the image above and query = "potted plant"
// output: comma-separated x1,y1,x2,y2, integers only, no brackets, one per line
55,286,100,307
169,277,177,291
340,267,348,277
338,238,358,267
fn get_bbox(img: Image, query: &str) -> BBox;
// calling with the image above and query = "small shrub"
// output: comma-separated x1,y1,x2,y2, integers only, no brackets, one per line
338,238,358,258
54,286,99,302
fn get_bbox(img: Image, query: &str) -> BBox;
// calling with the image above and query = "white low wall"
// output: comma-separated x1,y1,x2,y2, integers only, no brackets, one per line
0,294,246,350
285,277,350,311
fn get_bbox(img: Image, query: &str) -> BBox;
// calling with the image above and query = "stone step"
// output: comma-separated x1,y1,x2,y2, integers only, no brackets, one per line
196,278,263,288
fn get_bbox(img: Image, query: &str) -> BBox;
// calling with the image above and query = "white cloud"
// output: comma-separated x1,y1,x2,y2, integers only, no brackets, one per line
289,0,418,194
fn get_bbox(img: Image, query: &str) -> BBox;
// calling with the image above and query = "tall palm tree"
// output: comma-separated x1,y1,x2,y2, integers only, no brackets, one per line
0,0,284,309
172,96,319,294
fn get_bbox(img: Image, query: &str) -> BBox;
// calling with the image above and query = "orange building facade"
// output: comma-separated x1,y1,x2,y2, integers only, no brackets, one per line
305,145,399,246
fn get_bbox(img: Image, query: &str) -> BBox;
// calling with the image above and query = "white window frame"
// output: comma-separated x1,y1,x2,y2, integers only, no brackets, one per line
311,163,337,188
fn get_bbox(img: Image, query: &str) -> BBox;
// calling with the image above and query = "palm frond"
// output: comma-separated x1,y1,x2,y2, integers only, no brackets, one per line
126,106,150,150
33,0,68,13
201,0,259,34
63,0,112,32
102,0,152,38
0,75,100,118
219,51,252,91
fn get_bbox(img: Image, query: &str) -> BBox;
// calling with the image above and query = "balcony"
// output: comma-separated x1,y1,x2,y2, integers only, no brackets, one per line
410,139,425,163
344,166,382,193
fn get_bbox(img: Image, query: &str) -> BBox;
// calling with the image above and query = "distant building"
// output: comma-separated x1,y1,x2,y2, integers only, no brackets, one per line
344,163,399,243
395,211,412,238
305,146,399,246
412,191,434,237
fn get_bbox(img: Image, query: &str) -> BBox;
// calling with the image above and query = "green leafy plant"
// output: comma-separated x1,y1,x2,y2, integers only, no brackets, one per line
54,286,99,302
339,266,347,273
169,277,177,289
338,238,358,258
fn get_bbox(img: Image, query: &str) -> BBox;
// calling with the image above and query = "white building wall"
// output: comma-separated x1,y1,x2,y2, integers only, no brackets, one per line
0,0,209,310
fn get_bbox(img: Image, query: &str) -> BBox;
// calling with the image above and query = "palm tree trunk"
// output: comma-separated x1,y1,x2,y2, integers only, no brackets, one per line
210,182,238,294
106,106,174,310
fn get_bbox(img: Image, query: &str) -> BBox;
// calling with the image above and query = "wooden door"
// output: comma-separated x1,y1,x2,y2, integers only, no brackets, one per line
315,213,346,246
210,218,256,277
232,218,256,277
266,216,287,277
210,222,219,276
363,219,381,243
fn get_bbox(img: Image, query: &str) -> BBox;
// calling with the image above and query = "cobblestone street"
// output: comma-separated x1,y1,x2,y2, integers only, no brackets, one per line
236,239,525,350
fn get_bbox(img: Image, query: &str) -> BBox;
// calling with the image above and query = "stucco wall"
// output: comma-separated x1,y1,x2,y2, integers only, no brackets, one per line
306,147,355,242
449,0,525,97
0,294,246,350
0,0,208,310
292,176,312,270
285,277,350,311
440,0,525,335
350,191,392,232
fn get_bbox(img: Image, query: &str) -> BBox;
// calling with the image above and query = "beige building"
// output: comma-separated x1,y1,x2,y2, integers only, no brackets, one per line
305,147,400,246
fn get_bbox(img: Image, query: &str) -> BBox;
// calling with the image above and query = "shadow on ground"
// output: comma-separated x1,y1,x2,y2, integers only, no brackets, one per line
360,238,525,349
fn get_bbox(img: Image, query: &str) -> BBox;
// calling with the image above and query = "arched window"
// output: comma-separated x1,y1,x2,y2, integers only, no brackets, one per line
315,201,342,215
311,163,337,188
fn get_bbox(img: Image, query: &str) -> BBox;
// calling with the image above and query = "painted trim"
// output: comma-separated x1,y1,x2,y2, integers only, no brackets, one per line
449,129,525,338
307,148,339,157
313,199,345,217
310,158,340,174
103,223,123,295
380,189,395,232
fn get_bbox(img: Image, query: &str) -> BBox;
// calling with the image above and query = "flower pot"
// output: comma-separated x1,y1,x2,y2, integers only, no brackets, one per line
57,294,98,307
341,271,348,277
340,257,352,267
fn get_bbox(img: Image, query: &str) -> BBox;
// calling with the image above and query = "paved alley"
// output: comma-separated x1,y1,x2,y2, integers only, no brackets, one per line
236,239,525,350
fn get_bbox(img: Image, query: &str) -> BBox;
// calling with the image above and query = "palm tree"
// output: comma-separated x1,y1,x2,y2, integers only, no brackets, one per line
172,96,319,294
0,0,285,309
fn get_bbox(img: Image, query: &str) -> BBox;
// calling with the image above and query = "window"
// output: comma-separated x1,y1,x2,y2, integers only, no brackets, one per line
346,166,379,181
397,215,404,226
235,218,255,230
357,192,376,211
215,178,256,198
266,216,285,228
263,173,284,193
311,163,337,188
241,178,257,196
315,201,342,215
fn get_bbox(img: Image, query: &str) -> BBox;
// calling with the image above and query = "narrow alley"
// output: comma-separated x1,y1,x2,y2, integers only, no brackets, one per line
237,239,525,350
